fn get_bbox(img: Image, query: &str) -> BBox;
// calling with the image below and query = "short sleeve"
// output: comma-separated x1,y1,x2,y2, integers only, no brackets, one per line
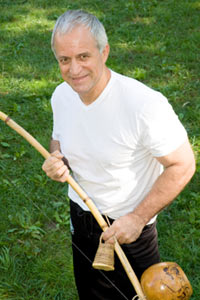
140,94,188,157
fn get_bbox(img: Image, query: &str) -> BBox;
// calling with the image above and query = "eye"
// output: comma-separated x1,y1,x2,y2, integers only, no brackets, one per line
59,57,69,65
80,54,89,61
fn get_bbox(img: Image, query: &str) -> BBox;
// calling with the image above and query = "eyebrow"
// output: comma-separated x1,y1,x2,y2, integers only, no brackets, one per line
78,52,91,56
58,52,91,60
57,54,69,59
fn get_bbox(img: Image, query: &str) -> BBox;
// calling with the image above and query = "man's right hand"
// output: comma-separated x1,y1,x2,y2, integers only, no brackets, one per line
42,150,70,182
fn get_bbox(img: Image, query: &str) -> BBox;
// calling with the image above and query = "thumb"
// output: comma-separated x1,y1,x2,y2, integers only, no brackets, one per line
102,227,116,244
51,150,64,159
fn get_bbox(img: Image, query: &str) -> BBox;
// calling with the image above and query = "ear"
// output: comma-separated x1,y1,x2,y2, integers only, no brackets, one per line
101,44,110,63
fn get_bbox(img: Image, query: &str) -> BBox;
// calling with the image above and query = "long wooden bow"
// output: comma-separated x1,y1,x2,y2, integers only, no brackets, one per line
0,111,146,300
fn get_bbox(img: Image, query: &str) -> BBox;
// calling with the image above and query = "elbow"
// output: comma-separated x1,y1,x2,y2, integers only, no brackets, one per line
190,158,196,178
186,155,196,183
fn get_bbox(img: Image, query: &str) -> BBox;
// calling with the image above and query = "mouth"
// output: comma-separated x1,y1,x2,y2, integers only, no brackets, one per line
71,74,88,84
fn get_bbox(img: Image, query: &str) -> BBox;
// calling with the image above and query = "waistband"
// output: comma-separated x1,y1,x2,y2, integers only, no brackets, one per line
70,199,154,231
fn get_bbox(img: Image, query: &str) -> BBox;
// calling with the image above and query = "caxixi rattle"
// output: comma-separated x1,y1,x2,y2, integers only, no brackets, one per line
92,231,193,300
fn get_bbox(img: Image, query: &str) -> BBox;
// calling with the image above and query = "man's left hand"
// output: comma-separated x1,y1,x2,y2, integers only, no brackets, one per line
102,213,145,245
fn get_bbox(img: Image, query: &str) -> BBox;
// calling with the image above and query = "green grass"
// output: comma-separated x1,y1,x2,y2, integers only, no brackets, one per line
0,0,200,299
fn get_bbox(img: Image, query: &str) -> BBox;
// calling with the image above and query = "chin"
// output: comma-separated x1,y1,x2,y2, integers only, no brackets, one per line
72,84,92,95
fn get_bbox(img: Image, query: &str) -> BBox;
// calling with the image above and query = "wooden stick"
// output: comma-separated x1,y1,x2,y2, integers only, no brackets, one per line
0,111,146,300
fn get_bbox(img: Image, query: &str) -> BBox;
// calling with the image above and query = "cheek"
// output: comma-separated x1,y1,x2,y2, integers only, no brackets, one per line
87,61,100,73
59,66,69,77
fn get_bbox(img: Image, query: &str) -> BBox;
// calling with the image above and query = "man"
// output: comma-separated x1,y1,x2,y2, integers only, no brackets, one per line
42,10,195,300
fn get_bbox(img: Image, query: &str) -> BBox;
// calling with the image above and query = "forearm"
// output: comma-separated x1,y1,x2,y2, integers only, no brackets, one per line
49,138,61,153
132,159,195,224
102,140,195,244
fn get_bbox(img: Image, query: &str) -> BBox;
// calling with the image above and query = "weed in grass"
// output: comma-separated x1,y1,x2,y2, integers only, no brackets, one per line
0,247,13,271
8,208,45,240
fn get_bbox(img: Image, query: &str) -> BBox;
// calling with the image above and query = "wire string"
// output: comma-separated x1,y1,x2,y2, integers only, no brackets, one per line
72,240,130,300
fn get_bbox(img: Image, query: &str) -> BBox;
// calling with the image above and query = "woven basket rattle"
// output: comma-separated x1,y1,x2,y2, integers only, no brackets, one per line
92,233,115,271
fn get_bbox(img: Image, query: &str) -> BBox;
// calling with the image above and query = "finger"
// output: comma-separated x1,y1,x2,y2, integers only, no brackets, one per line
51,150,64,159
59,168,70,182
50,164,68,180
42,155,60,171
45,159,65,174
104,235,116,245
117,236,126,245
43,152,67,174
102,227,116,242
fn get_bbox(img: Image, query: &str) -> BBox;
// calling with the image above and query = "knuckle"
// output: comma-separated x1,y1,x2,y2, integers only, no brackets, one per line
60,178,66,183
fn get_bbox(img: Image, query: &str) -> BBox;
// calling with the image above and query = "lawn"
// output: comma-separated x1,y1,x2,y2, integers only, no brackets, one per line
0,0,199,299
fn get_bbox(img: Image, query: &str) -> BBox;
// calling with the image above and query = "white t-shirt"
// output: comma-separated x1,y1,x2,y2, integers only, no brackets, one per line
51,70,187,222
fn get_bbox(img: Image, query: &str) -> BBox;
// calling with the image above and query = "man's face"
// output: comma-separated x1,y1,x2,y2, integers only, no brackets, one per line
54,25,109,102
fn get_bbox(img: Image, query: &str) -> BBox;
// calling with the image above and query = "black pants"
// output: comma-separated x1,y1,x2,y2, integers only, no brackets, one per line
70,200,160,300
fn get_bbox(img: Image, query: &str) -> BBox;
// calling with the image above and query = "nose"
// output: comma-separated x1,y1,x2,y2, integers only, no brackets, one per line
69,59,81,76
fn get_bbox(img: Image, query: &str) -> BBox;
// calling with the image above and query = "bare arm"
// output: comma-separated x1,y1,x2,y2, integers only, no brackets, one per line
132,139,196,224
49,138,61,153
102,139,196,244
42,139,70,182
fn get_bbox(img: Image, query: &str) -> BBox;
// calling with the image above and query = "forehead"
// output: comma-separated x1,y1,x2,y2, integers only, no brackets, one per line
54,25,99,55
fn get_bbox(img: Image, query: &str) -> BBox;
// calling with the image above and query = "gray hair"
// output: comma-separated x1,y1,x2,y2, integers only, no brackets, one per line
51,10,108,56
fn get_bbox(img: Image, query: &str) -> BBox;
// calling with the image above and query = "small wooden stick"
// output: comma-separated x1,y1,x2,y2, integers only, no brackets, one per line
0,111,146,300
